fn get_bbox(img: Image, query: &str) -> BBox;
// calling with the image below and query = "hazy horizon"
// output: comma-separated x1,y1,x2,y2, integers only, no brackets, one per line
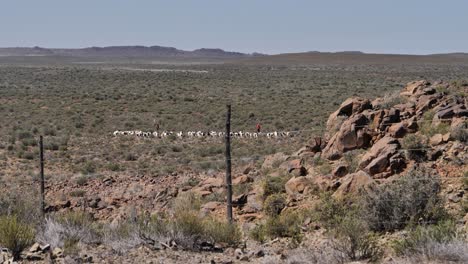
1,0,467,55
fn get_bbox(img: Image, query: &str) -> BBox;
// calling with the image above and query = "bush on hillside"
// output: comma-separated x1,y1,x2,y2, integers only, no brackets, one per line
362,167,447,232
392,220,468,263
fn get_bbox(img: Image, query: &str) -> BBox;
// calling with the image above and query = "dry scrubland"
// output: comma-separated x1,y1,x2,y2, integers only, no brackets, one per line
0,56,467,263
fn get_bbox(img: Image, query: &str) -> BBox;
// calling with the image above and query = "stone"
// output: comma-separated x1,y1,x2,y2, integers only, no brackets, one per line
233,175,253,185
442,132,451,142
285,176,312,196
359,136,399,170
52,247,63,259
400,80,430,97
430,134,444,146
322,114,371,160
232,194,248,207
40,244,51,252
283,159,307,176
29,242,41,253
448,191,464,203
388,123,407,138
326,97,372,132
333,171,374,198
201,177,224,188
416,94,439,114
332,164,348,177
202,201,222,212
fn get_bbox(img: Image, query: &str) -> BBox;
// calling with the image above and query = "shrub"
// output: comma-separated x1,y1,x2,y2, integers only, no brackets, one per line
80,161,96,174
251,211,303,245
262,175,289,198
330,215,381,262
0,215,35,260
75,175,89,186
392,220,468,262
401,134,428,161
343,149,364,173
70,190,86,197
363,167,447,232
451,121,468,143
312,192,348,228
37,212,101,252
379,91,405,109
203,217,242,246
0,192,42,226
250,224,267,243
106,162,122,172
264,194,286,216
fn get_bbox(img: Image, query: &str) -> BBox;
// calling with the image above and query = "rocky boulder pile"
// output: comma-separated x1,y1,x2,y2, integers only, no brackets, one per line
271,80,467,198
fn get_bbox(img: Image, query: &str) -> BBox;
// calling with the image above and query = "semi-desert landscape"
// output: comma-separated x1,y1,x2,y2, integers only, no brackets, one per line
0,48,467,263
1,1,468,264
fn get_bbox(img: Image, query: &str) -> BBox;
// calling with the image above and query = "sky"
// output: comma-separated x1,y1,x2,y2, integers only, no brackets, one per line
1,0,467,55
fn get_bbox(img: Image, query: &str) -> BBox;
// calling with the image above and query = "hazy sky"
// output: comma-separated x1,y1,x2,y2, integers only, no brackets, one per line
1,0,467,54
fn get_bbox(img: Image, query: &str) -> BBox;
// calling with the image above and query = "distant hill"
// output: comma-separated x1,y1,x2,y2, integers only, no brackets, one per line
0,45,262,58
234,51,468,65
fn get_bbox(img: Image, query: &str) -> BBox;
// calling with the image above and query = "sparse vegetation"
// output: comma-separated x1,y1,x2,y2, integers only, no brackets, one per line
402,134,428,161
0,215,35,260
363,167,447,232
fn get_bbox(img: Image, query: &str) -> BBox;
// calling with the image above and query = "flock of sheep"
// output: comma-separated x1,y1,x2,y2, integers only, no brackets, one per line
112,130,296,139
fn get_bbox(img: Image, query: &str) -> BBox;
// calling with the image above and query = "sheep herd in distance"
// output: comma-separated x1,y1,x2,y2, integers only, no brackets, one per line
113,130,297,139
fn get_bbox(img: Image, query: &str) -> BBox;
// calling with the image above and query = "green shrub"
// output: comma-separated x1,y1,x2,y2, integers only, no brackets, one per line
203,217,242,246
264,211,303,245
70,190,86,197
106,163,122,172
250,224,267,243
0,215,35,260
80,161,96,174
75,175,89,186
344,149,364,173
402,134,428,161
263,193,286,216
451,121,468,143
392,220,458,256
313,192,349,228
363,167,447,232
331,215,382,262
262,175,289,198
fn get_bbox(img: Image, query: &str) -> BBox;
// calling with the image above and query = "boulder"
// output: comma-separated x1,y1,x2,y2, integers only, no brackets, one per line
322,114,372,160
430,134,444,146
233,175,253,185
333,171,374,198
52,248,63,259
359,136,401,176
285,176,312,196
200,177,224,188
202,201,222,212
388,123,407,138
400,80,430,97
280,159,307,176
326,97,372,132
332,164,348,177
232,194,248,207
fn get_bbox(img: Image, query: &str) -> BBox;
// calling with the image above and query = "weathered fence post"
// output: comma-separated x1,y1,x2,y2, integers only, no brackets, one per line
225,105,233,223
39,135,45,216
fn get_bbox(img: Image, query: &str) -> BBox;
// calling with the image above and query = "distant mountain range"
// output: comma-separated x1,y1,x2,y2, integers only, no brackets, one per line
1,46,468,64
0,45,263,58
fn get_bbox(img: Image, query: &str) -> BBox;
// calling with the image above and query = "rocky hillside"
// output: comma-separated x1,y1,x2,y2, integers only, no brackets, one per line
279,79,467,198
